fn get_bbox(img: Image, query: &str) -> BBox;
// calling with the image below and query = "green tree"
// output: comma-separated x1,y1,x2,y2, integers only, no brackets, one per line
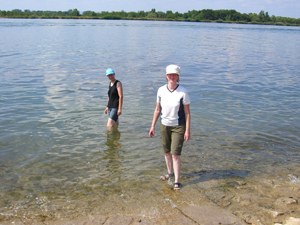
82,10,91,15
174,11,182,19
119,10,127,17
128,11,137,18
201,9,215,20
259,10,265,22
138,10,146,18
166,10,174,19
225,15,231,21
196,12,204,21
0,10,7,17
241,13,251,22
147,12,157,18
156,11,165,18
249,13,260,22
271,15,277,23
265,12,271,22
71,8,80,16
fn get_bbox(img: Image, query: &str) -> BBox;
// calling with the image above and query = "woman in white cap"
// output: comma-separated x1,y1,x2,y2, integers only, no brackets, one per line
149,65,191,190
104,68,123,130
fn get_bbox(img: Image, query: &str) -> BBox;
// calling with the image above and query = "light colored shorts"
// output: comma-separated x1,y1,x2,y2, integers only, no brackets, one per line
159,123,186,156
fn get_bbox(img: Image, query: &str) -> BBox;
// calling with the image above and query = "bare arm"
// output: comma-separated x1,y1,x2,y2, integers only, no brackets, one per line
149,103,161,138
184,104,191,142
104,97,109,114
116,82,123,116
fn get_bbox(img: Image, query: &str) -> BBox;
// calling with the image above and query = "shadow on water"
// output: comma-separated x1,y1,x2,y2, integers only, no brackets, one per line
184,169,250,186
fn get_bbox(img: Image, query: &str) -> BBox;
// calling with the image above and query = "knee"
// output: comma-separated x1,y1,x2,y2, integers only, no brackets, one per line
172,154,180,161
107,119,116,129
107,123,116,130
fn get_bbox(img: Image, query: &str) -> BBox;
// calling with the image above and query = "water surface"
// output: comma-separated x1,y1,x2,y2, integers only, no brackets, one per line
0,19,300,223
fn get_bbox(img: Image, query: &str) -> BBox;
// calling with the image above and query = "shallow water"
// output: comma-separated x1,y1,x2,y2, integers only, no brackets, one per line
0,19,300,223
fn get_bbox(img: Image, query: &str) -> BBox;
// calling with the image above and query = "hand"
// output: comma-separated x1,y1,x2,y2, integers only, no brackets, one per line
184,130,190,142
104,107,108,114
117,109,122,116
149,127,155,138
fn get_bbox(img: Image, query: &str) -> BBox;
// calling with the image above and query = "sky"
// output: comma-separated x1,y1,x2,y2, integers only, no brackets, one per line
0,0,299,18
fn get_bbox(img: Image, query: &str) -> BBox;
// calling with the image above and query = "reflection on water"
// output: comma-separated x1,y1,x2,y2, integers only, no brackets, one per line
105,129,122,151
103,129,123,180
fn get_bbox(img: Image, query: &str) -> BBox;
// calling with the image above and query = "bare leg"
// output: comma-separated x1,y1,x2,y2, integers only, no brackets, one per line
165,152,173,175
172,154,181,183
107,118,118,130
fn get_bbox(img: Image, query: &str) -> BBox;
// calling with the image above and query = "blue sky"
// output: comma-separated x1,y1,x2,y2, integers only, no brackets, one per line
0,0,299,18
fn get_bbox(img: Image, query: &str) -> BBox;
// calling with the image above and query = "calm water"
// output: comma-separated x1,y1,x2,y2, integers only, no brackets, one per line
0,19,300,222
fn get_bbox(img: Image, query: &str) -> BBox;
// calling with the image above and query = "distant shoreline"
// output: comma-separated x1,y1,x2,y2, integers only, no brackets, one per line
1,16,300,27
1,8,299,27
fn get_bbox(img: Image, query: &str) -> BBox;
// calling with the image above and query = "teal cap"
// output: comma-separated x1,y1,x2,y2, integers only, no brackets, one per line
106,68,115,76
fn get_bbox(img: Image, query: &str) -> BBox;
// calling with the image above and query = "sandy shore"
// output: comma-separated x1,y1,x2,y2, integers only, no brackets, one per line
1,172,300,225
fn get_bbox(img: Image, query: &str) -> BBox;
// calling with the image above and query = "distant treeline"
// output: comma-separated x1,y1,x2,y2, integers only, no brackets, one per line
0,8,299,26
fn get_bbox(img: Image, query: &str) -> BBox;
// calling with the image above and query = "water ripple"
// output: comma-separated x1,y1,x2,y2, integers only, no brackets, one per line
0,19,300,222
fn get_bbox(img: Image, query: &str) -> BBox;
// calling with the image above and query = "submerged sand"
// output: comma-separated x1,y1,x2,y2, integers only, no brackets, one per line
1,172,299,225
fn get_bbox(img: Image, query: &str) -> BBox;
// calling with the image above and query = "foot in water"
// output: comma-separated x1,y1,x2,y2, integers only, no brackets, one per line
160,173,174,181
173,183,182,190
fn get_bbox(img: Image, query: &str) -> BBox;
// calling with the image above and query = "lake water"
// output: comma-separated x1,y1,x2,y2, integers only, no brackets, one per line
0,19,300,223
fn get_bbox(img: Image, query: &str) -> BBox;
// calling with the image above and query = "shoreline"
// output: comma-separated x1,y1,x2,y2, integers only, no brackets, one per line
0,17,299,27
1,175,299,225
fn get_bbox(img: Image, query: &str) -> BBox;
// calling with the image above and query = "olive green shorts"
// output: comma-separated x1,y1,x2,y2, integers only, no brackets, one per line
159,123,186,156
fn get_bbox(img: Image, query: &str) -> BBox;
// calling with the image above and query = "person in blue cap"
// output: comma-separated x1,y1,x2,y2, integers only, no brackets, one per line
104,68,123,130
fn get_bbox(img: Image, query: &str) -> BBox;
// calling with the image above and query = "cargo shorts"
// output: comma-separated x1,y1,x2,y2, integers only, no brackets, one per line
159,123,186,156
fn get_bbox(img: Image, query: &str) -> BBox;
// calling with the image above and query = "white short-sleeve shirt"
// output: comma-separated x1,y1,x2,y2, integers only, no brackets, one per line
157,84,191,126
